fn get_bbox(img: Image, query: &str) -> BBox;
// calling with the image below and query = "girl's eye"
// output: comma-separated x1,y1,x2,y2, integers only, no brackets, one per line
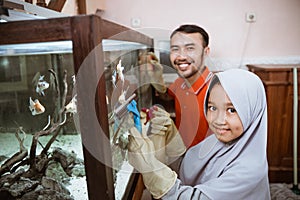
208,105,216,111
227,108,236,114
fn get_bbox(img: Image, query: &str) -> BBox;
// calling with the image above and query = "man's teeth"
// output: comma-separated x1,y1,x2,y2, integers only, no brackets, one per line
179,64,189,68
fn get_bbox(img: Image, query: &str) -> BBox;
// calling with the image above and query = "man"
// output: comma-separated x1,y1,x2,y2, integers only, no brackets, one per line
150,24,213,148
131,25,212,199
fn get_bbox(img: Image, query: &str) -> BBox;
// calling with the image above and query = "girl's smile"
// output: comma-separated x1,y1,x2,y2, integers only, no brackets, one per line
206,83,244,143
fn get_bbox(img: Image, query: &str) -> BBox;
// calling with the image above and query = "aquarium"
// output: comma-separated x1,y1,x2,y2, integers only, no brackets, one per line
0,41,86,199
0,39,152,199
0,14,153,200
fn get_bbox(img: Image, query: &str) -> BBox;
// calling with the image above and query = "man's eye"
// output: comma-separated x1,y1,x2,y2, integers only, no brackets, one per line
186,46,195,51
171,48,179,53
228,108,236,113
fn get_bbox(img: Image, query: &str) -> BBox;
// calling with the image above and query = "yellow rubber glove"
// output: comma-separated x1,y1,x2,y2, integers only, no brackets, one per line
128,127,177,199
148,105,186,164
138,52,167,94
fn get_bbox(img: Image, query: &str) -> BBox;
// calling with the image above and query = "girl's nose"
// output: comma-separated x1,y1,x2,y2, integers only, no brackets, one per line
215,111,227,125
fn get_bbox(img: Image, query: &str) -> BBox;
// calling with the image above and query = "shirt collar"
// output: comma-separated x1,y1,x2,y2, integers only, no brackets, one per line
180,67,213,94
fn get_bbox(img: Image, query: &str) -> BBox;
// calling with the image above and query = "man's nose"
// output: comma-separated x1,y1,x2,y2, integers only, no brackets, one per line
175,48,189,58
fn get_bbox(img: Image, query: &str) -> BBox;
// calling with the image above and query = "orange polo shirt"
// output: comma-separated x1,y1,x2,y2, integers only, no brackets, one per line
168,67,212,148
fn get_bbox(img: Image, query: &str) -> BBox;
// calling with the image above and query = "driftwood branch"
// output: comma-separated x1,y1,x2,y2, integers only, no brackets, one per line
0,68,82,199
27,69,68,173
0,127,28,176
42,70,68,155
28,122,61,169
43,115,51,130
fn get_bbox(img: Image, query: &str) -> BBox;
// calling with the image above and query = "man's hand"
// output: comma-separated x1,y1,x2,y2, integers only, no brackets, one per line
138,52,167,93
147,105,186,164
127,127,177,199
149,105,172,134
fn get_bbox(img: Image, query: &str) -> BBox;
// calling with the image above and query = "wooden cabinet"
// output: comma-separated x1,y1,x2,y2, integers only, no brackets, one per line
247,64,300,183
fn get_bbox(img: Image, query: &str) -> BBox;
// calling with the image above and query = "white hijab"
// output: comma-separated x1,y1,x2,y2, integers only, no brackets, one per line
179,69,270,199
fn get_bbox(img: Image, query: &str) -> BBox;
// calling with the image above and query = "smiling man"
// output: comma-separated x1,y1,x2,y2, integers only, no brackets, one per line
166,24,213,148
139,24,213,149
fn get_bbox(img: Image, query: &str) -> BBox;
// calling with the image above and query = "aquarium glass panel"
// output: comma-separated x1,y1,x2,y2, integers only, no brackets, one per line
0,41,87,200
103,43,153,200
0,40,152,200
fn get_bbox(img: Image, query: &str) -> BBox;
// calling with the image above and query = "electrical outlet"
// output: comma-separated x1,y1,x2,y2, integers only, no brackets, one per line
246,12,256,23
131,18,141,28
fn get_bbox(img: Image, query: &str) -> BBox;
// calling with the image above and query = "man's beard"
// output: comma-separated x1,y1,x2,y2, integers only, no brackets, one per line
175,60,205,79
173,51,205,79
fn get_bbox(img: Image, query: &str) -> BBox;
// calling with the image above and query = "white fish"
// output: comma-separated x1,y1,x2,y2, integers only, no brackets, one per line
65,95,77,114
72,75,76,86
118,86,129,104
112,70,117,88
36,75,49,96
116,60,124,83
118,90,126,104
29,97,45,115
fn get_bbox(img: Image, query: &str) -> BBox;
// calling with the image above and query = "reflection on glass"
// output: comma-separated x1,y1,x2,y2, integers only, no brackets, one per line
104,46,152,200
0,40,151,200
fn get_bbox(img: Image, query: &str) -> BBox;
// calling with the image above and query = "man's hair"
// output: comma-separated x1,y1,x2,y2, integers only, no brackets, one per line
170,24,209,47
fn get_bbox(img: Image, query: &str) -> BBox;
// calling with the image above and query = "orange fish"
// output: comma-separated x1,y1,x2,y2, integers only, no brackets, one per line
29,97,45,115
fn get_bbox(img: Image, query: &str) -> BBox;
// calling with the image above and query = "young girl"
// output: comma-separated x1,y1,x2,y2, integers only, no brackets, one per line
127,68,270,199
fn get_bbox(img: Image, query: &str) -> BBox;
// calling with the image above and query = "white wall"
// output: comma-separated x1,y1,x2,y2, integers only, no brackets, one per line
99,0,300,70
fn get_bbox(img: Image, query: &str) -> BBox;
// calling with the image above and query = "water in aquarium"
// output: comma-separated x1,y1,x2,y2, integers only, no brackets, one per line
0,40,152,200
0,41,89,199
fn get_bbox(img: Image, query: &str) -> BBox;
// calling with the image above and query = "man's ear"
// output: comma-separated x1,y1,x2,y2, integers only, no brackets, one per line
204,47,210,55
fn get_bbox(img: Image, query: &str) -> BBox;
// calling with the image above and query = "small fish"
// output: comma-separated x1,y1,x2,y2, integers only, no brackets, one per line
112,70,117,88
118,130,130,150
29,97,45,115
72,75,76,86
118,90,127,104
36,75,49,96
118,86,129,104
116,60,124,83
65,95,77,114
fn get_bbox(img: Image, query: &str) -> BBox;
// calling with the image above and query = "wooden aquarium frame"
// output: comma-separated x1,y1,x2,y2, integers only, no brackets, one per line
0,14,153,199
